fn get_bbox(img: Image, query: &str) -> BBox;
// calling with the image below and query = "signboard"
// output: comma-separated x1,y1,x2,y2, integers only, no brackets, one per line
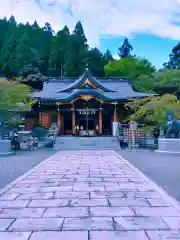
77,108,96,115
18,124,26,128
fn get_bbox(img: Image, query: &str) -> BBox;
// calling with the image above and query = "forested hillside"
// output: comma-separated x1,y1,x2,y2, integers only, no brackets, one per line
1,16,180,127
0,16,114,78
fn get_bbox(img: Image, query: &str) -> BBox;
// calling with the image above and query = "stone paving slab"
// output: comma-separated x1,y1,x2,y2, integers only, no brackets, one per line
1,150,180,239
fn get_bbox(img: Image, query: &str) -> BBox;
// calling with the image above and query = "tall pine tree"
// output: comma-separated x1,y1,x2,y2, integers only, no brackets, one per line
163,42,180,69
64,21,89,77
49,25,70,77
118,38,133,58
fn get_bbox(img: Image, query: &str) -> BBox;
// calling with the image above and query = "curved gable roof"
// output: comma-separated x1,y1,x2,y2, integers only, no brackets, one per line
59,69,114,92
33,69,155,101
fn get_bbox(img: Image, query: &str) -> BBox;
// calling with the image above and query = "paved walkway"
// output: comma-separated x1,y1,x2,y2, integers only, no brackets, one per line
0,151,180,239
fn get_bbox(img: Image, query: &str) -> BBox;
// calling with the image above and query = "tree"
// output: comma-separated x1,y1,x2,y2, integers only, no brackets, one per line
8,15,17,25
0,17,117,78
0,18,9,54
0,28,22,76
10,33,41,76
118,38,133,58
49,26,70,77
87,48,106,77
73,21,87,43
43,22,54,36
135,69,180,94
0,78,33,124
125,94,180,136
104,49,114,64
63,36,78,77
20,63,39,78
163,42,180,69
125,94,180,128
64,21,89,77
104,56,155,81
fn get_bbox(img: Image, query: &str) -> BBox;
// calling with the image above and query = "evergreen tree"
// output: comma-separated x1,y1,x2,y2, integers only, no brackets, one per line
63,35,78,77
88,48,106,77
163,42,180,69
10,33,40,75
49,26,70,77
73,21,87,43
43,22,54,36
0,18,9,58
64,21,89,77
118,38,133,58
0,16,137,79
104,49,114,63
8,15,17,26
0,28,22,76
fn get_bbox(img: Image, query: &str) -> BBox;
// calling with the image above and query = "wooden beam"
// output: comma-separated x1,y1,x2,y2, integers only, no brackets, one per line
57,111,61,135
70,96,104,104
39,112,42,125
72,110,75,134
113,105,117,122
99,110,102,134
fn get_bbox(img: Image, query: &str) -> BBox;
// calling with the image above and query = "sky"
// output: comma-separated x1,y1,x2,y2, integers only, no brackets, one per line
1,0,180,69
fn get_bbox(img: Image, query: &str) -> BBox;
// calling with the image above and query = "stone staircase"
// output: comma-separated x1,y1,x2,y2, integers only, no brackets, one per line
55,136,120,150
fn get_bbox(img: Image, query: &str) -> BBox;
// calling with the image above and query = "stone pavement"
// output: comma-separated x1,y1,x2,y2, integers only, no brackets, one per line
0,151,180,239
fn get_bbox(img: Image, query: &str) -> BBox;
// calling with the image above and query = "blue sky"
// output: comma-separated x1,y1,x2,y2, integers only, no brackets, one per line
1,0,180,69
100,34,179,69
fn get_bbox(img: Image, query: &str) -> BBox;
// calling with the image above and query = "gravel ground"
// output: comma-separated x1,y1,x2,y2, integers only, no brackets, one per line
0,148,58,189
116,149,180,202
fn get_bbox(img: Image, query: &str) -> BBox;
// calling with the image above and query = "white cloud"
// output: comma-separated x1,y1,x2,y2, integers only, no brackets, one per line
113,54,120,60
1,0,180,46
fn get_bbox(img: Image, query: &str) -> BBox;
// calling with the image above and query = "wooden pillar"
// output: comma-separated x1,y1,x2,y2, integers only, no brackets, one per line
57,111,61,135
39,112,42,125
38,102,41,125
113,105,117,122
99,110,102,135
72,109,75,135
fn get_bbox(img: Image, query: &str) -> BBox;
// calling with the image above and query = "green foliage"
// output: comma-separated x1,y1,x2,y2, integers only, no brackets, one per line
11,33,41,75
104,49,114,63
0,15,179,98
49,26,70,77
88,48,107,77
0,78,34,124
153,69,180,93
125,94,180,126
104,56,156,81
134,69,180,93
163,42,180,69
64,21,89,77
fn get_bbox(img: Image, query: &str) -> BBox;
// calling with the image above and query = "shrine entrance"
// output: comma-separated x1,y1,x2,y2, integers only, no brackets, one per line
76,107,98,136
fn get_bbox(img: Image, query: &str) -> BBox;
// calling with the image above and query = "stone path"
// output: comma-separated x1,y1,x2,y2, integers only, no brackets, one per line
0,150,180,239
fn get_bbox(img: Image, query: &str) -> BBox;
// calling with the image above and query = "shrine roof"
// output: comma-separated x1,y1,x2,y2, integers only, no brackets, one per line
33,69,154,102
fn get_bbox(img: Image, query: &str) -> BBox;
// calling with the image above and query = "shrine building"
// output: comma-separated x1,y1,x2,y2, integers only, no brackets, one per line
29,68,152,136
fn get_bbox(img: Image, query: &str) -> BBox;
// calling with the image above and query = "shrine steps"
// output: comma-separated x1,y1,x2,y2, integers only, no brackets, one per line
55,136,120,150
